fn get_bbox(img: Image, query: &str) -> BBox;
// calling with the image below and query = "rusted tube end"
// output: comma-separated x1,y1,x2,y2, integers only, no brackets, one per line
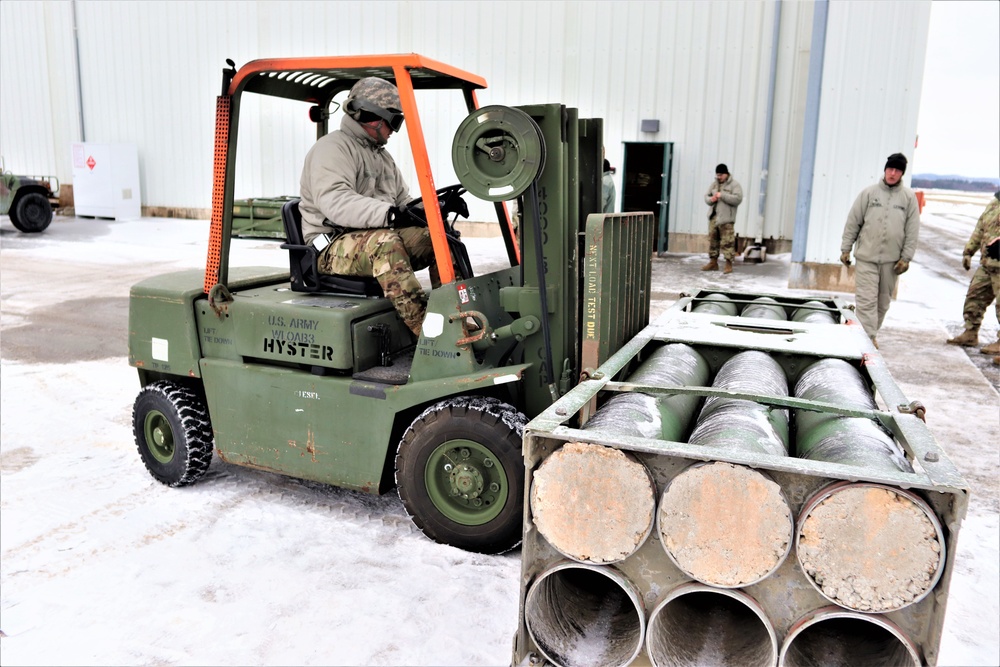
796,482,944,612
658,462,793,587
531,441,656,563
780,606,921,667
525,562,645,667
646,583,778,667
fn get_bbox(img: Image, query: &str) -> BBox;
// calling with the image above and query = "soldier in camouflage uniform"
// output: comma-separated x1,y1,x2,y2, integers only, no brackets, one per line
946,191,1000,356
702,164,743,274
299,77,440,337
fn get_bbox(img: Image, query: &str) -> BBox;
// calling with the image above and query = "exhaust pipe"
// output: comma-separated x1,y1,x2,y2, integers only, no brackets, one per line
646,583,778,667
524,561,645,667
780,606,921,667
796,481,945,612
530,441,656,563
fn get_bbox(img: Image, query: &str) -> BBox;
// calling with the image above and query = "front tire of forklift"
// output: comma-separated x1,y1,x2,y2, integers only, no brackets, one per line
396,397,527,554
133,381,214,488
10,192,53,233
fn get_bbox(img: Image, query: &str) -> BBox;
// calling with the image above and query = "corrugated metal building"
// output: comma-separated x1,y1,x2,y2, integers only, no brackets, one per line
0,0,931,288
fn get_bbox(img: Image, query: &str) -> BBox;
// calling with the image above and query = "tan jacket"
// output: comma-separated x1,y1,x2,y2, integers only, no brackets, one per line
299,115,410,244
841,180,920,264
704,175,743,225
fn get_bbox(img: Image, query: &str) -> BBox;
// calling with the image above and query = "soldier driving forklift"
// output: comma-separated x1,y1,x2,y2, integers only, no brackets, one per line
127,54,653,553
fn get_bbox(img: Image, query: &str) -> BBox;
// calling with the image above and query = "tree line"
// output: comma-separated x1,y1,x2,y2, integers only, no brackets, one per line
910,178,998,193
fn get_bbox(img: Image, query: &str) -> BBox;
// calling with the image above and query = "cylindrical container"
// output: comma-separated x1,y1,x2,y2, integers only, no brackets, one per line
689,350,789,457
794,358,912,473
691,292,738,316
780,606,921,667
790,300,837,324
646,583,778,667
585,343,709,442
740,296,787,321
531,441,656,563
524,561,645,667
657,461,793,587
796,481,945,612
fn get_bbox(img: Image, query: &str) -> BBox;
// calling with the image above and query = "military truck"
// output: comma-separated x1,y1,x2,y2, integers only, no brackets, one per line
127,55,651,554
1,159,57,233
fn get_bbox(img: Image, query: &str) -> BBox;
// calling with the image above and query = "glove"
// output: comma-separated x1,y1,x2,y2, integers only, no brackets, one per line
386,205,426,229
962,254,972,271
840,251,851,266
893,259,909,275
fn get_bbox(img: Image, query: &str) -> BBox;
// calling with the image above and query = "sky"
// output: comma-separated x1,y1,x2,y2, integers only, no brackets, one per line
915,0,1000,179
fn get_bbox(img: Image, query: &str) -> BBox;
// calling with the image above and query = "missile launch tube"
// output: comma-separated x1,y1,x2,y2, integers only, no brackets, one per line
530,442,657,563
793,358,911,473
740,295,787,320
796,481,945,613
646,583,778,667
661,351,793,587
690,292,738,316
790,300,837,324
584,343,709,442
780,606,920,667
524,561,645,667
688,350,789,456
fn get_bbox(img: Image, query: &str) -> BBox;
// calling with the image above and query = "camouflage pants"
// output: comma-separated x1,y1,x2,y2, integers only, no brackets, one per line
318,227,438,336
959,265,1000,336
708,219,736,261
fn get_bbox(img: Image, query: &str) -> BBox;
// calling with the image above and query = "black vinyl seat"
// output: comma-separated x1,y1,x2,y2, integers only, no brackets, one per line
280,199,384,296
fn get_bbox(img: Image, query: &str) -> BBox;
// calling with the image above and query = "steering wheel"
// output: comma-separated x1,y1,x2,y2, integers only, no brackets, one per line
398,184,469,228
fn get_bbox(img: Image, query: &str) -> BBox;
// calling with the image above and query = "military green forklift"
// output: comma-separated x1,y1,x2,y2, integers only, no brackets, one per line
128,54,653,553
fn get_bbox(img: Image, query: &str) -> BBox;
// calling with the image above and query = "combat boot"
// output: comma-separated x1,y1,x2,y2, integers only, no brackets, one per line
946,330,979,347
723,259,733,274
981,340,1000,355
700,258,719,271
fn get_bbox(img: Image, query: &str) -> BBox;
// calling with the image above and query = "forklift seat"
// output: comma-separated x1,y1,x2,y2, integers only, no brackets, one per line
280,199,384,296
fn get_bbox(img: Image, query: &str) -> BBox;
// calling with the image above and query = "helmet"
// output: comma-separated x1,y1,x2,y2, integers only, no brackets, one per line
344,77,404,132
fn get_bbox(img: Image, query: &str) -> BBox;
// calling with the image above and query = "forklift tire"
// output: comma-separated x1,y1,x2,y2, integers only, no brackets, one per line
396,396,527,553
10,192,53,233
133,381,214,488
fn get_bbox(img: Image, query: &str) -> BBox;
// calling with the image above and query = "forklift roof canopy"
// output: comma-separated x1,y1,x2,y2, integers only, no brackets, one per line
229,53,488,104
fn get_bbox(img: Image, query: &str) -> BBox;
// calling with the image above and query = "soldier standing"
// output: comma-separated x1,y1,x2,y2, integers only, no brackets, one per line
299,77,439,337
946,191,1000,357
840,153,920,348
702,164,743,274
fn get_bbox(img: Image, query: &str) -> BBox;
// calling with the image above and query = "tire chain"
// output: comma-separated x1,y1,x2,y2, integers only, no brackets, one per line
136,381,214,487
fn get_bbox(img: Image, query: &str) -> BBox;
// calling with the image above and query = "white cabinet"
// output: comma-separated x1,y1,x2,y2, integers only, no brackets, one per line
71,143,141,220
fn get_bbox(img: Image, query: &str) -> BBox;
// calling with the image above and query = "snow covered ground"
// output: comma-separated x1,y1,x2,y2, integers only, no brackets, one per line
1,197,997,666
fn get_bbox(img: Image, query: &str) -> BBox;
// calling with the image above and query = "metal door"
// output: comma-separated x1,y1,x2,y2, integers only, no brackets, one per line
621,141,673,255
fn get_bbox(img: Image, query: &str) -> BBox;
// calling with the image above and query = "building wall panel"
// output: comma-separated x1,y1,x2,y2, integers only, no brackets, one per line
803,0,931,264
1,0,927,271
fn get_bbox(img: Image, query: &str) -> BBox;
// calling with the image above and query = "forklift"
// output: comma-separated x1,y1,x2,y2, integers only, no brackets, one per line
127,54,653,553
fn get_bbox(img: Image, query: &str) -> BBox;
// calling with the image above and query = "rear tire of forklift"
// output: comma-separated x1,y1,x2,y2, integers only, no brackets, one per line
396,397,527,553
10,192,53,233
133,381,214,487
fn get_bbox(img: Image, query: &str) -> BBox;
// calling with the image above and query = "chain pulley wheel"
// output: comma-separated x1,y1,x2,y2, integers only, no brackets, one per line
452,105,546,202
